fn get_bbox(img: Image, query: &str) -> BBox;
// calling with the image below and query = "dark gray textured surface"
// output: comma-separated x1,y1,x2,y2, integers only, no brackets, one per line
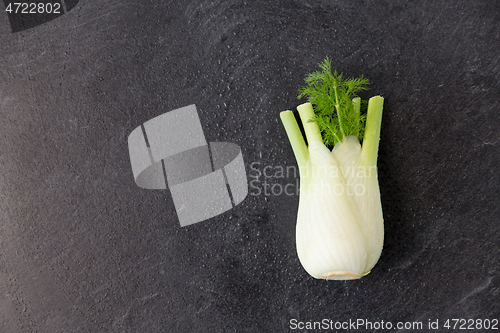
0,1,499,332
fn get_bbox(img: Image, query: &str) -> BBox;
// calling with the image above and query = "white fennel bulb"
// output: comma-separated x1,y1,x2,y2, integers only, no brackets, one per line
296,138,369,279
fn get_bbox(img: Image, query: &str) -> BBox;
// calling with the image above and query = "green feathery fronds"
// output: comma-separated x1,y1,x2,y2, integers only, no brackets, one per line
298,57,370,149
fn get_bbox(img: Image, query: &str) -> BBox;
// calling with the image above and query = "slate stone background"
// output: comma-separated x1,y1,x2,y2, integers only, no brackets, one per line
0,1,499,332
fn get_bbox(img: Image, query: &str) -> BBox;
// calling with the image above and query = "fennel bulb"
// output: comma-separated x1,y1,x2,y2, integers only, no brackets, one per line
280,58,384,280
